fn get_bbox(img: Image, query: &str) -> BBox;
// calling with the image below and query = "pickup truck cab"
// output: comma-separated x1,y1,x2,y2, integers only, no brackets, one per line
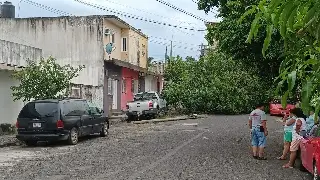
126,91,166,121
16,98,109,146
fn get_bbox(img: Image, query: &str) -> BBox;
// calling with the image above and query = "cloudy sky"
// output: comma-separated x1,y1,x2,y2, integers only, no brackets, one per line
8,0,220,61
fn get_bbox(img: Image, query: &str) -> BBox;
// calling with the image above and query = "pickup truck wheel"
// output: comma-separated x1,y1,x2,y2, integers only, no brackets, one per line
67,127,79,145
100,122,109,137
127,115,133,122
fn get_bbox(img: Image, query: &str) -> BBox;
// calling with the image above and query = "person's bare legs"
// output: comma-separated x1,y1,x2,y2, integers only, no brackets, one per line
279,142,290,159
258,147,265,157
283,151,297,168
252,146,258,156
283,140,300,168
288,151,297,166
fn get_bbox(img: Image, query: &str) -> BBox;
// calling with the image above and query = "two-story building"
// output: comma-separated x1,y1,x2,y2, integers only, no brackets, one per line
0,15,149,117
102,17,148,113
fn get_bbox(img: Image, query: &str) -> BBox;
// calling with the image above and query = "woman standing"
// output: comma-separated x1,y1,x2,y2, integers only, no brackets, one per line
277,112,295,160
282,108,307,168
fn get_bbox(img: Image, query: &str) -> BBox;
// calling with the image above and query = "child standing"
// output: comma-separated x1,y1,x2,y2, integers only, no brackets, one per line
249,103,268,160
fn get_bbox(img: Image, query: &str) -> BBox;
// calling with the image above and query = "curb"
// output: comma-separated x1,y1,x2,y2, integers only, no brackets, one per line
132,115,207,124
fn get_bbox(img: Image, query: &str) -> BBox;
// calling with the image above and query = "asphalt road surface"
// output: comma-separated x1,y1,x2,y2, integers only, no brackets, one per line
0,115,313,180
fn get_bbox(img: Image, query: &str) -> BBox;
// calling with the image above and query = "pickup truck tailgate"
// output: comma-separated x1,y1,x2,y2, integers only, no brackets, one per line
127,100,151,112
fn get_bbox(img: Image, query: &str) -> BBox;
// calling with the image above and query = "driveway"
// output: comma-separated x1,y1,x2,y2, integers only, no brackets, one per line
0,115,313,180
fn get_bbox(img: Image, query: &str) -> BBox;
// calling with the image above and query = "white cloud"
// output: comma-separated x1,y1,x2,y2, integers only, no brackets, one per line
8,0,220,60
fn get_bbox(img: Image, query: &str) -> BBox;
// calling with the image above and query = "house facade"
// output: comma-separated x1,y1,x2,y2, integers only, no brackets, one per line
102,17,149,113
0,16,106,112
0,15,151,117
0,39,42,124
147,61,166,93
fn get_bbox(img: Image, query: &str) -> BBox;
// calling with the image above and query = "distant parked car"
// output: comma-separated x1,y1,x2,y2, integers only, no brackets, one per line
16,98,109,146
126,91,167,121
269,99,295,116
299,125,320,179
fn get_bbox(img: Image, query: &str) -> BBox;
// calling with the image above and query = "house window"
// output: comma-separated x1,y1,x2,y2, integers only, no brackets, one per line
121,37,127,52
107,78,112,95
131,79,138,94
111,33,115,43
122,79,127,93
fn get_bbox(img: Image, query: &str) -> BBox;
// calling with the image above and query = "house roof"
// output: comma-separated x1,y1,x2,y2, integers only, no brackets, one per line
8,15,148,39
103,15,148,39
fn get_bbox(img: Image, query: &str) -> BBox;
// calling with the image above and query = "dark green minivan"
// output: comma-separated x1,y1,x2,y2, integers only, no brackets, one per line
16,98,109,146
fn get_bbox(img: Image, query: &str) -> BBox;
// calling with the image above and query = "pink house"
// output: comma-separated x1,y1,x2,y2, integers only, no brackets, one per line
121,67,139,110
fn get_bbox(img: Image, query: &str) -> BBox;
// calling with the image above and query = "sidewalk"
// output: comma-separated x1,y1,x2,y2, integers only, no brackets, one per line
133,114,207,124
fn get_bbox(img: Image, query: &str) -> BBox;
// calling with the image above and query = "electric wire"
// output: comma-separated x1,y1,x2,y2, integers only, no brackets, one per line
154,0,208,22
73,0,205,31
20,0,200,51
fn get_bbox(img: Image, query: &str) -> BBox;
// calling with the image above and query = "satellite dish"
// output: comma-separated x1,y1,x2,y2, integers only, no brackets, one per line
105,43,116,55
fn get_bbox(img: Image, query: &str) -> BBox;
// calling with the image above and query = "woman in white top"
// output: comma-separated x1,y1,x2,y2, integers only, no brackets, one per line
283,108,307,168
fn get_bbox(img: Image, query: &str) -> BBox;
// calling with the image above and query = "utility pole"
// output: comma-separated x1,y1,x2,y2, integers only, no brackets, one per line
169,35,173,59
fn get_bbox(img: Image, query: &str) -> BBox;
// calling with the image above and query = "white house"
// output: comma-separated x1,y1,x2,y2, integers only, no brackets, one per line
0,39,42,124
0,16,107,113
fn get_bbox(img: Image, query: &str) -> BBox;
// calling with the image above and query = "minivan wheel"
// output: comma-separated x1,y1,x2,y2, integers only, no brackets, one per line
68,127,78,145
314,162,320,180
100,122,109,137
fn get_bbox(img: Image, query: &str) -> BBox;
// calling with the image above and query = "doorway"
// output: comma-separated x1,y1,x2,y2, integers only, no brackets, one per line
112,79,118,110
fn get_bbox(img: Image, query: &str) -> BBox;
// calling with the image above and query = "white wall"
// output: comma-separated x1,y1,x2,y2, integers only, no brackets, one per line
0,16,104,87
0,16,105,109
0,70,25,124
145,75,157,92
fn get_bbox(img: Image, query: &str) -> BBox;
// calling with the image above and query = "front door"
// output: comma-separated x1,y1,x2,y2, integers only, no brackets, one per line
112,79,118,109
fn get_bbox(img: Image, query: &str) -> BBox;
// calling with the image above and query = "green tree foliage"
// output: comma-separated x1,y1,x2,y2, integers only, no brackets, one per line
11,56,84,101
198,0,284,80
163,52,269,114
242,0,320,115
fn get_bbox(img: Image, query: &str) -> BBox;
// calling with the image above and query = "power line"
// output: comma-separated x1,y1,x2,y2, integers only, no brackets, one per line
18,0,200,51
149,36,198,46
102,0,201,27
100,0,199,36
154,0,208,22
73,0,205,31
22,0,72,16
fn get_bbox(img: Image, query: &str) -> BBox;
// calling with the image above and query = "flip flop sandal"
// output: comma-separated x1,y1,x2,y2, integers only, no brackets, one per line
282,164,293,168
258,157,267,160
276,157,286,160
253,156,258,159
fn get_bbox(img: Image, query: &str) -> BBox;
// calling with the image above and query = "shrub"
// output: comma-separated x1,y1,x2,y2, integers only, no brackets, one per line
0,123,16,135
162,52,271,115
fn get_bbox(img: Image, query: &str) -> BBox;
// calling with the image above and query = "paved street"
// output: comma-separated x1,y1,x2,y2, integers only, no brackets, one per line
0,115,313,180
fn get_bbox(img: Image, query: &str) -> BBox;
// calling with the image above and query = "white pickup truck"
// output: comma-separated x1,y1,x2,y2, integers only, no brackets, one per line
126,91,167,121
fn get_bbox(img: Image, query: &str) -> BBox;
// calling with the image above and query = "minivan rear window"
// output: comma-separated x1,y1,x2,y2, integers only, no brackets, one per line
18,102,59,118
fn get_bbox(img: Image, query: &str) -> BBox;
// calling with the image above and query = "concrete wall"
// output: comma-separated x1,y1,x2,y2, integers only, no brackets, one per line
0,16,105,108
144,75,158,92
0,40,43,124
103,19,122,61
128,30,148,69
0,70,25,124
0,39,42,67
120,28,129,62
